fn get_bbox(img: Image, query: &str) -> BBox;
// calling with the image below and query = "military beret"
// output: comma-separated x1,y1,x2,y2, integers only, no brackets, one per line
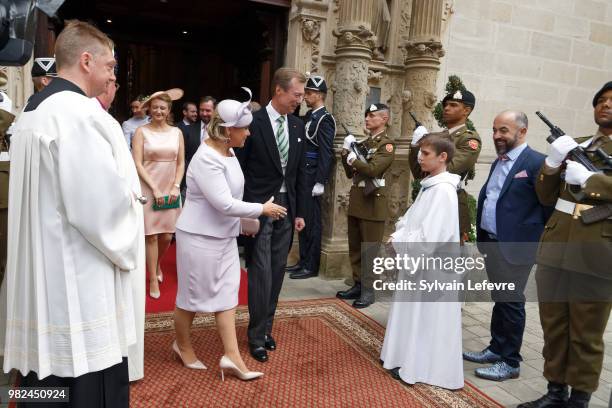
442,89,476,109
593,81,612,107
31,57,57,78
365,103,389,116
305,75,327,93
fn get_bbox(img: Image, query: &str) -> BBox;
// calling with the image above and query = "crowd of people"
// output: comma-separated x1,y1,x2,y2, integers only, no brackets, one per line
1,19,610,408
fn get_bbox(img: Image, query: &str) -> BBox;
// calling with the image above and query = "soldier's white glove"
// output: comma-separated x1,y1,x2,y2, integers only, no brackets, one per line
312,183,324,197
411,126,428,146
564,160,595,187
343,135,356,150
545,135,578,168
346,151,357,165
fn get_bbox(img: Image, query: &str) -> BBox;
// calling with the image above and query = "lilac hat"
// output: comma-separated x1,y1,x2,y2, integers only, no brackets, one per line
218,87,253,128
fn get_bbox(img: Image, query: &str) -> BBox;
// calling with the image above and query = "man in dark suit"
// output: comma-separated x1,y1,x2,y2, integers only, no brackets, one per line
463,110,552,381
236,68,308,362
176,101,197,139
181,97,216,195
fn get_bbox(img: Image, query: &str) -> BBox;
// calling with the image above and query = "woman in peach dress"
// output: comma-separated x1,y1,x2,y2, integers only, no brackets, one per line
132,89,185,298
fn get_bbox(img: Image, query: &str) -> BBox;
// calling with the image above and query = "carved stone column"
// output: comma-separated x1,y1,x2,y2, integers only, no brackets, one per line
318,0,375,278
286,1,331,76
401,0,445,136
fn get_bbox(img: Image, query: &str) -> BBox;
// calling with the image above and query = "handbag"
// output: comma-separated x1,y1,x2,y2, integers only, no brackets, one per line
152,195,181,211
240,218,260,236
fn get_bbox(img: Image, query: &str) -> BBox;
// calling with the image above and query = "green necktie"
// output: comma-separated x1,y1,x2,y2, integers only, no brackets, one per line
276,116,289,165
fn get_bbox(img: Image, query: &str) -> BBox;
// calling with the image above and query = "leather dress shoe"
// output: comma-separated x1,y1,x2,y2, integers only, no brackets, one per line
475,361,519,381
517,382,568,408
289,268,317,279
285,263,302,273
336,282,361,300
249,345,268,362
352,292,374,309
463,347,502,364
389,367,401,380
264,334,276,351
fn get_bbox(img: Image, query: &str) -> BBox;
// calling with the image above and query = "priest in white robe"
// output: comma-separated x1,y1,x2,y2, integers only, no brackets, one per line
380,132,464,390
3,21,144,406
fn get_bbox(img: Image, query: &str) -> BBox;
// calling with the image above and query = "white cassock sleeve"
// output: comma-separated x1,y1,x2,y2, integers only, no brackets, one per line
56,113,140,271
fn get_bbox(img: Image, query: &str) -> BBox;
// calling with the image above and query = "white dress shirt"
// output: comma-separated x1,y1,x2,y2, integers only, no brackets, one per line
266,102,288,192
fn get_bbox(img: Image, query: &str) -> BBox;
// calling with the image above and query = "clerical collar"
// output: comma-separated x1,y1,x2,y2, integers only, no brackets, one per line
25,77,87,112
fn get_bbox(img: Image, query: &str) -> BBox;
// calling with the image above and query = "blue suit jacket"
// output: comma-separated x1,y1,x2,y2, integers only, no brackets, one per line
476,145,553,265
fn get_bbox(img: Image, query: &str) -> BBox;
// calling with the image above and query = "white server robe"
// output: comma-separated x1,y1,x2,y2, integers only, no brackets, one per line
3,80,145,380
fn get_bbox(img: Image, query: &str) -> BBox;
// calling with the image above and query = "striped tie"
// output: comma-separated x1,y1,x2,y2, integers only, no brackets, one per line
276,116,289,165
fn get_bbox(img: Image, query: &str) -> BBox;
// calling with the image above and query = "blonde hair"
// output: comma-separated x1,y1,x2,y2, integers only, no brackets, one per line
55,20,114,70
206,111,230,143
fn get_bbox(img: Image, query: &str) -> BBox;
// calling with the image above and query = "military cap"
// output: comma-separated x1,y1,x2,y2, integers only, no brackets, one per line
365,103,389,116
31,57,57,78
442,89,476,109
305,75,327,93
593,81,612,107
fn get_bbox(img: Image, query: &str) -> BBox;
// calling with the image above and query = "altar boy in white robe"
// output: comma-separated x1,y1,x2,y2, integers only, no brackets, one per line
3,20,144,407
380,132,464,390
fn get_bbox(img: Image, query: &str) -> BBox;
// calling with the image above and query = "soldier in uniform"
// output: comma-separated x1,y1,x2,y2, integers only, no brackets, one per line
409,90,481,242
519,82,612,408
336,103,395,308
31,57,57,93
288,75,336,279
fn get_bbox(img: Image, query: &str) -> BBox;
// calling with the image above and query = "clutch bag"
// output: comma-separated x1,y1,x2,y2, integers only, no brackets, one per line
152,195,181,211
240,218,260,236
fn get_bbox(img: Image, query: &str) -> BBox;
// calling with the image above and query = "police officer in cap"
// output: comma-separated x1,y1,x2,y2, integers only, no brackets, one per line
409,89,481,242
288,75,336,279
518,81,612,408
336,103,395,308
31,57,58,93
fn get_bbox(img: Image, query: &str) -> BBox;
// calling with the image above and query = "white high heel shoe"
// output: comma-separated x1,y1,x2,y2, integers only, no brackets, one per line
219,355,263,381
171,341,207,370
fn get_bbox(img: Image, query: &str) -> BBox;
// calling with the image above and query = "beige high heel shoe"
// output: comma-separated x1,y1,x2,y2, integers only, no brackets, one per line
219,355,263,381
171,341,207,370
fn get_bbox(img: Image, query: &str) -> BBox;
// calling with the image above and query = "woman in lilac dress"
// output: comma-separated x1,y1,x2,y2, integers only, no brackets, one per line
172,89,286,380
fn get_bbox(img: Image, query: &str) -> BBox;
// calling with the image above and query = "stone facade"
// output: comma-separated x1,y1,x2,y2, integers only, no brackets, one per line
438,0,612,196
286,0,446,278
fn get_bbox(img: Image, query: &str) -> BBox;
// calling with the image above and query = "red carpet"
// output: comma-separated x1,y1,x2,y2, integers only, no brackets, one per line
145,243,248,314
134,299,503,407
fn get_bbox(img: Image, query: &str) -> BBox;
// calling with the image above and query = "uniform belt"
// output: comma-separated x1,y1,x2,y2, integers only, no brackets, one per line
554,198,612,219
356,179,385,188
305,152,318,159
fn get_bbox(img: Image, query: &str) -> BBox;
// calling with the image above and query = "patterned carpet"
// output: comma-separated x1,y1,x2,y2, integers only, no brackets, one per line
134,299,502,407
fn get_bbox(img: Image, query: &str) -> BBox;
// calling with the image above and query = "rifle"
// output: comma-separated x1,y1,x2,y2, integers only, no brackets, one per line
409,112,423,130
341,123,384,195
341,124,369,161
536,111,611,201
